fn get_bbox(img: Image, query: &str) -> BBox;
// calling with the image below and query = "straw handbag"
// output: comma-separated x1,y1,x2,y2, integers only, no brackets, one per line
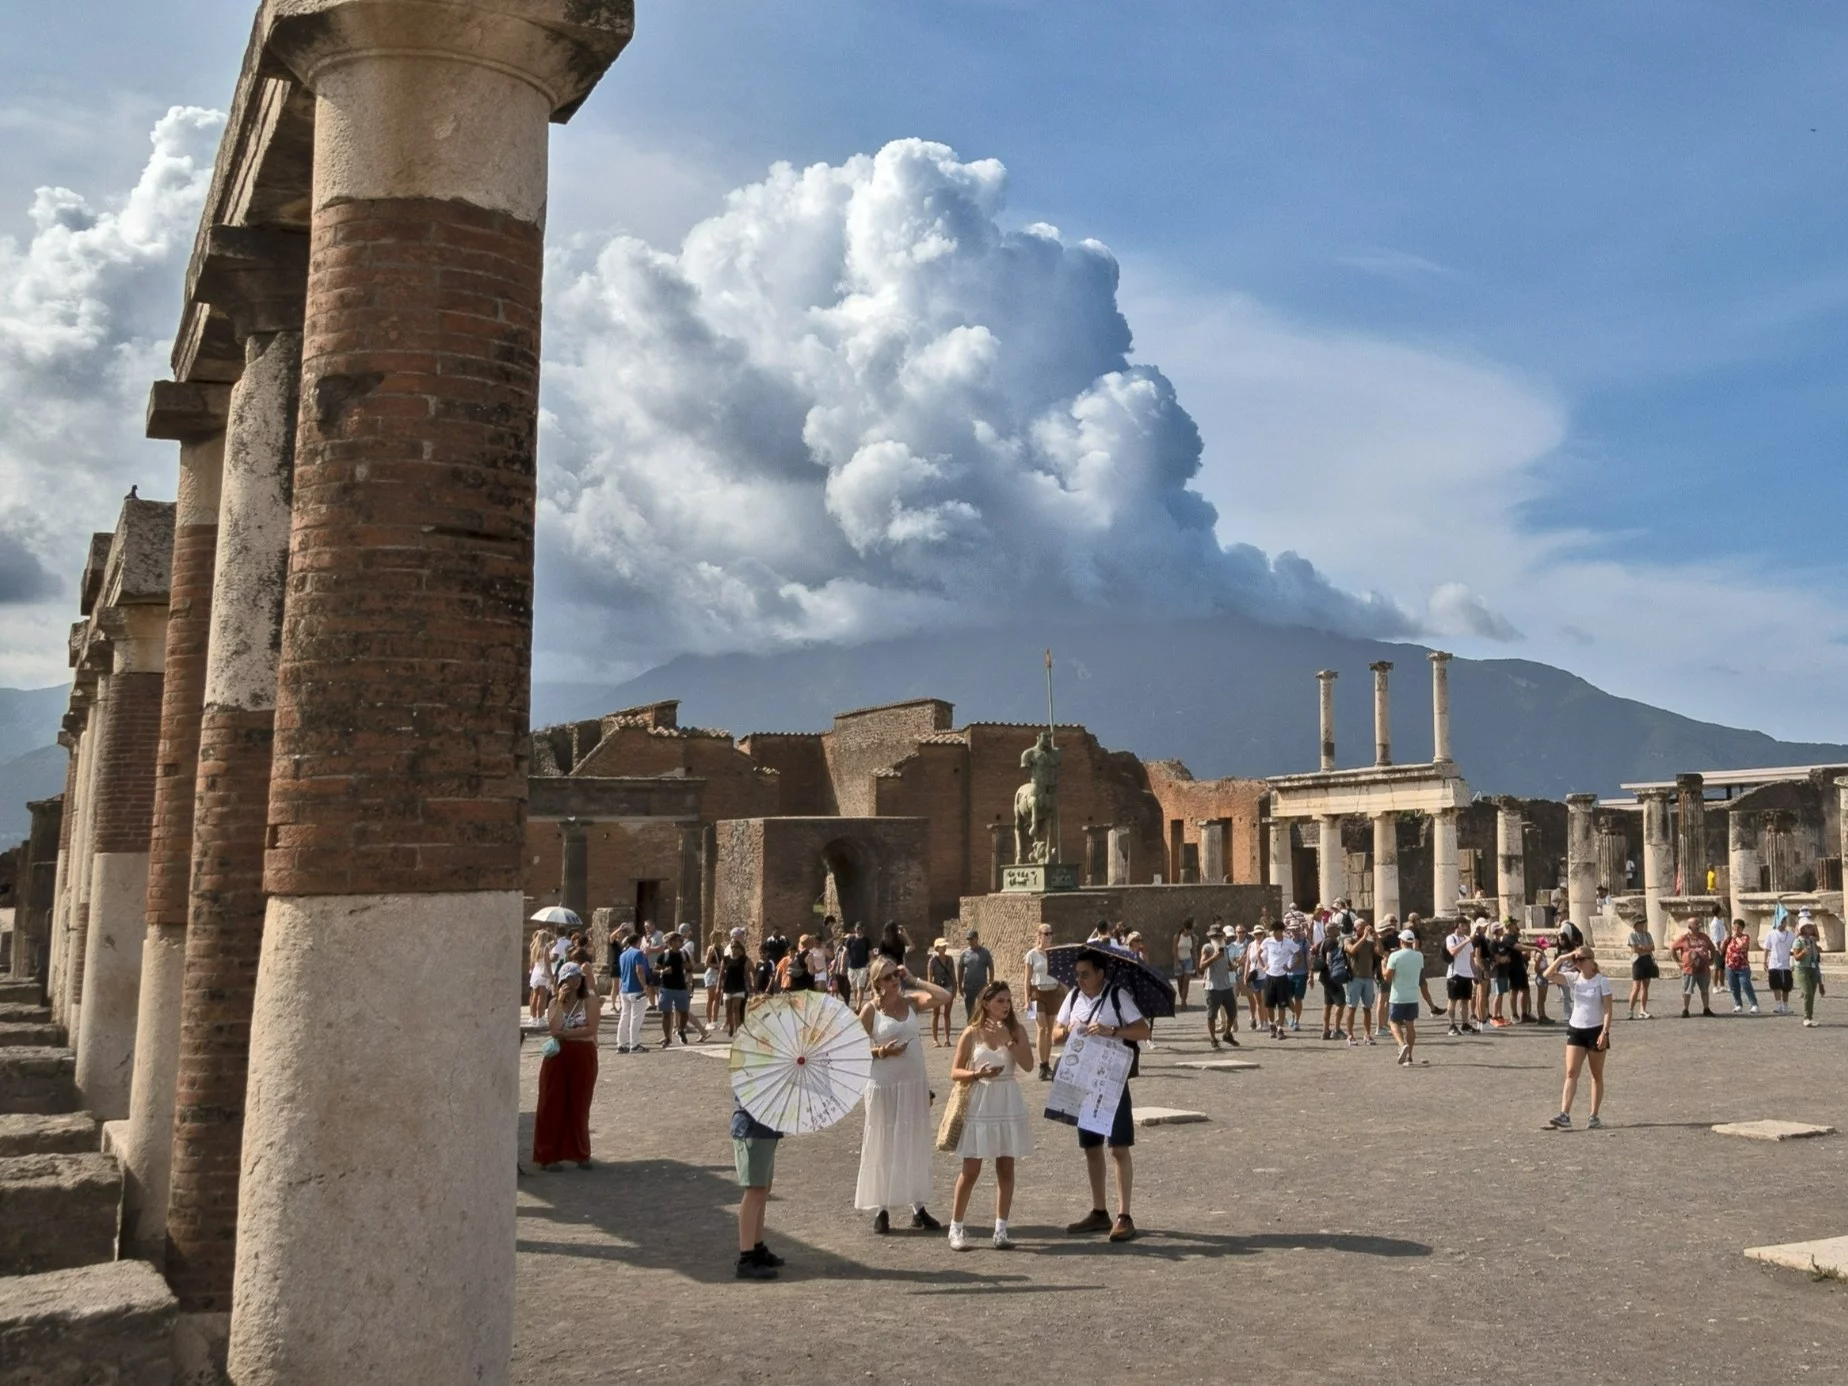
935,1078,973,1152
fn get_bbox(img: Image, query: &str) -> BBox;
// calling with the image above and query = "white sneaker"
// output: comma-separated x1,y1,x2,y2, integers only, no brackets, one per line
1803,1019,1816,1028
1639,1010,1652,1020
948,1225,968,1252
1750,1005,1760,1014
992,1227,1015,1250
1732,1006,1743,1014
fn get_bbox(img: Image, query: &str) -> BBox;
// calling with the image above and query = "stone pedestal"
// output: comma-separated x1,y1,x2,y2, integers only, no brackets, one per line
1001,863,1080,892
1565,793,1598,928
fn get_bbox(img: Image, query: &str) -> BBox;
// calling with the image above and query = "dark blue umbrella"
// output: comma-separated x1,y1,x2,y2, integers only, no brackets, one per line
1044,943,1176,1019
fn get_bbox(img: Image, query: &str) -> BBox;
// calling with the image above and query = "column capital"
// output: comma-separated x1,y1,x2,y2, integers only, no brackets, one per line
1427,650,1452,665
193,226,310,343
1316,669,1338,683
1369,659,1394,674
1565,792,1599,810
146,380,232,442
1637,786,1674,804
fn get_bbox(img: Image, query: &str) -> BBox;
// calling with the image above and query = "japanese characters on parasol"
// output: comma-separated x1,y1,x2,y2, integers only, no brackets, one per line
1043,943,1177,1019
528,906,581,926
729,991,873,1134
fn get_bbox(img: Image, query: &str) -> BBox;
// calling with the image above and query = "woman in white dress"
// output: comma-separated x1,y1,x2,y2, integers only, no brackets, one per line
947,980,1036,1250
856,955,951,1234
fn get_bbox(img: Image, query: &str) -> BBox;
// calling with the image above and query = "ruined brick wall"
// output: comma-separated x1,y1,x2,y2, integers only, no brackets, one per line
738,734,833,816
1144,761,1268,883
267,197,541,897
713,818,930,945
822,700,953,817
521,819,684,928
962,726,1166,894
871,741,968,924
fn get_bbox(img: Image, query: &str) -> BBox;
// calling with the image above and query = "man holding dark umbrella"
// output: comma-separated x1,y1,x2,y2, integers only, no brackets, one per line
1052,948,1151,1243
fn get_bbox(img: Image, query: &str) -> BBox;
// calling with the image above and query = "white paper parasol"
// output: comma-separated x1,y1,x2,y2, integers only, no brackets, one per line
529,906,580,926
729,991,872,1135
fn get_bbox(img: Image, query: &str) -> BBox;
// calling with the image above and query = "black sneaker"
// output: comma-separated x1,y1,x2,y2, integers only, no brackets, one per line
750,1242,785,1268
735,1256,778,1281
1038,1063,1053,1081
872,1209,890,1235
1066,1208,1112,1235
1226,1034,1241,1048
910,1207,942,1231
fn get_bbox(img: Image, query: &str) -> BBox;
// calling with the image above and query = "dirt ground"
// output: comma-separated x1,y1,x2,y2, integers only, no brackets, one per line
512,991,1848,1385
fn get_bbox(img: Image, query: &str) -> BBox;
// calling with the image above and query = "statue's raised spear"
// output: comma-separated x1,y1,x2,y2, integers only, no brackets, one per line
1045,647,1056,748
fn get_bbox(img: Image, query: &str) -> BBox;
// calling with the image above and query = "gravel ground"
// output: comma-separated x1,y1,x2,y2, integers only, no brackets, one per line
513,995,1848,1386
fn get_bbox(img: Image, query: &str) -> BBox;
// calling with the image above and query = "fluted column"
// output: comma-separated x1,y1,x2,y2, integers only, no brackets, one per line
227,8,632,1382
1675,773,1707,895
1565,793,1597,929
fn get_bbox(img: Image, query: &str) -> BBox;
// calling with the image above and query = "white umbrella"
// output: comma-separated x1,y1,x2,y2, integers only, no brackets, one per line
529,906,580,926
729,992,872,1134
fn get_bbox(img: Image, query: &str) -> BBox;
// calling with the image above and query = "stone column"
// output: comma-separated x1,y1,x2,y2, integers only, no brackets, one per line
989,823,1011,892
1316,670,1337,771
1596,825,1627,895
1675,773,1706,896
1565,793,1597,929
119,404,225,1257
561,819,589,922
1266,818,1292,901
228,11,632,1384
700,821,719,931
1727,808,1760,926
674,822,701,927
165,245,305,1337
17,795,64,986
1317,814,1344,908
1428,651,1452,763
1431,808,1459,918
58,706,104,1032
1082,825,1109,887
1838,780,1848,899
1494,800,1525,923
1640,789,1674,938
1372,812,1399,922
1370,661,1392,766
44,738,80,1013
1107,827,1130,885
1199,820,1228,883
76,605,169,1121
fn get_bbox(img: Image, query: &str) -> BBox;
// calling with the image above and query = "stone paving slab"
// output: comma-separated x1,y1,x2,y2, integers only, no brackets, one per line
1744,1234,1848,1279
0,1259,177,1384
1712,1119,1836,1141
1172,1058,1260,1071
1132,1106,1209,1126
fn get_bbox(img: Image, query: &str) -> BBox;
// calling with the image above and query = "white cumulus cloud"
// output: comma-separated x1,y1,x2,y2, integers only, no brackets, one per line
534,139,1415,676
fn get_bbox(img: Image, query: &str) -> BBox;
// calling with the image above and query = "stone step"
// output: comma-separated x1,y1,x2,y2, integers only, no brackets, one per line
0,1047,78,1115
0,1152,122,1276
0,980,43,1006
0,1021,64,1048
0,1259,177,1385
0,1001,51,1024
0,1113,98,1158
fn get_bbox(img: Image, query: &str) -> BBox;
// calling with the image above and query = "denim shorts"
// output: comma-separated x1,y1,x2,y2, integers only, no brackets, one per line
1388,1001,1419,1023
1289,974,1309,1000
1344,977,1379,1009
658,988,690,1014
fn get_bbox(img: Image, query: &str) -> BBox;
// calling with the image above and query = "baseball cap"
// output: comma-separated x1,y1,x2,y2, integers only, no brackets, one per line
1398,929,1417,943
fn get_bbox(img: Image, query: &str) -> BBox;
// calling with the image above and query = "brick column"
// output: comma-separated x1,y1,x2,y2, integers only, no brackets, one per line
166,284,303,1329
227,8,631,1384
75,610,169,1121
120,406,225,1257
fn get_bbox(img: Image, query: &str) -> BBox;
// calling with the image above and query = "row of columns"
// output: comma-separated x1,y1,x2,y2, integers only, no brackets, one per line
1315,652,1453,771
34,7,633,1382
1270,807,1463,918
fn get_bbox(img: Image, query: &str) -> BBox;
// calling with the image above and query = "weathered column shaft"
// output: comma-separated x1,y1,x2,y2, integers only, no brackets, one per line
674,822,701,926
166,326,300,1318
1727,809,1760,926
1640,791,1673,937
1675,773,1707,895
561,820,590,921
121,429,224,1256
1266,818,1292,901
45,743,80,1013
1370,661,1392,767
1106,827,1130,885
1199,820,1228,883
1494,801,1526,923
1429,651,1452,763
1372,812,1399,922
1431,808,1459,918
1316,670,1337,771
58,714,103,1030
990,823,1013,892
75,613,169,1120
1082,825,1108,888
1565,793,1598,928
228,9,632,1383
1317,814,1344,908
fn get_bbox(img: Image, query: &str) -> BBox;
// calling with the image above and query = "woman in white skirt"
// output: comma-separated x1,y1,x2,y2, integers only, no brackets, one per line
527,930,555,1019
947,980,1036,1250
856,956,951,1234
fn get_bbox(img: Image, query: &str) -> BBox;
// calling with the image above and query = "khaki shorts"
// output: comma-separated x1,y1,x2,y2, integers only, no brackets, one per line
1034,985,1065,1014
733,1136,778,1189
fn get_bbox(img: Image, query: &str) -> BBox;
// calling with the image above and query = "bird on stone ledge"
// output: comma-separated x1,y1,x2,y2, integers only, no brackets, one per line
127,485,138,499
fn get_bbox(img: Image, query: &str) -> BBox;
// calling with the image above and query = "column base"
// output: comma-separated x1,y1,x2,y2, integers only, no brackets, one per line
227,891,519,1385
175,1310,230,1386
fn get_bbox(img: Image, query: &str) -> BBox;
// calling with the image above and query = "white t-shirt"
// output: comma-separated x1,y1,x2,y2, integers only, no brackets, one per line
1056,985,1145,1033
1764,928,1796,970
1445,932,1475,979
550,937,572,964
1259,937,1296,977
1026,947,1053,989
1566,972,1613,1029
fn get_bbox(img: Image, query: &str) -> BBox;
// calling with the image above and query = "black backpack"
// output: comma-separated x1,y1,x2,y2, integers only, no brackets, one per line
1324,938,1353,985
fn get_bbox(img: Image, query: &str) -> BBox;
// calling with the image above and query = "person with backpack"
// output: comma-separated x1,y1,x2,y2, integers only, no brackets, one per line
1052,949,1149,1243
1340,917,1380,1047
1197,923,1242,1050
1317,918,1352,1040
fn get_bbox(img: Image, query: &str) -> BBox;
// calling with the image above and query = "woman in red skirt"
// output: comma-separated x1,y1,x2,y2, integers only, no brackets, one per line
534,962,600,1169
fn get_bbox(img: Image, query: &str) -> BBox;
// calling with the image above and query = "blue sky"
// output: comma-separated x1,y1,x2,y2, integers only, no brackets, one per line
2,1,1845,739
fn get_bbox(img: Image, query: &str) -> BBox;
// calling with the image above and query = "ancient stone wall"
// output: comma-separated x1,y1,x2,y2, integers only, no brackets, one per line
737,733,834,816
1144,761,1267,883
821,700,953,817
871,740,968,925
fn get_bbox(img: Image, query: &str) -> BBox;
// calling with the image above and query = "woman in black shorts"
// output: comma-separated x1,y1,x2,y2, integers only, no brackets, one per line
1542,946,1613,1131
1626,924,1658,1020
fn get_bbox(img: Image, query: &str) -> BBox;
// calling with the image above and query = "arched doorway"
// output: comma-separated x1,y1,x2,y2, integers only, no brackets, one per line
820,837,878,936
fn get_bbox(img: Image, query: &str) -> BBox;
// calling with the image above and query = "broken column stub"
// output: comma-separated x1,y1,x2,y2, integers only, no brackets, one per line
227,6,634,1384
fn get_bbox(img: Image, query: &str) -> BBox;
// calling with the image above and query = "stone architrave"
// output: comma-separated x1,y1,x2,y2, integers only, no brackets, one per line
1494,800,1525,924
1372,812,1399,922
225,9,633,1384
1565,793,1598,928
1640,789,1673,938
